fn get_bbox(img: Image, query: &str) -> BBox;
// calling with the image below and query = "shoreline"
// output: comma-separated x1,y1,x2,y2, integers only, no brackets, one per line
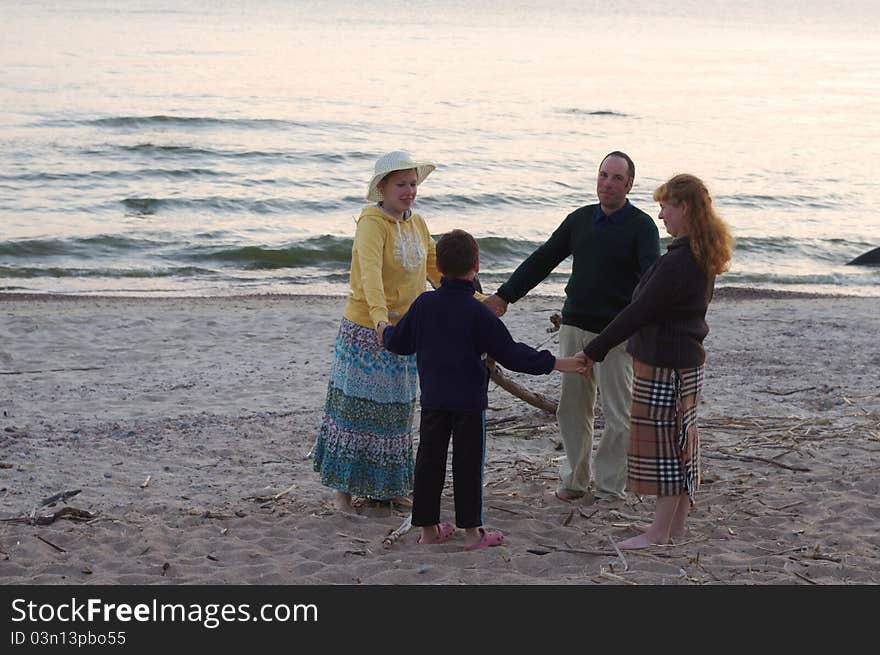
0,284,869,304
1,292,878,584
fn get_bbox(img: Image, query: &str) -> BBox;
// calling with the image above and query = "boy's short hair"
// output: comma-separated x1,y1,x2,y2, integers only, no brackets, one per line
436,229,479,278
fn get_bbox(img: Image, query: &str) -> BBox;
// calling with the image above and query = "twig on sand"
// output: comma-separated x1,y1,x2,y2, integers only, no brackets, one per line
598,570,639,585
243,483,296,503
707,450,811,472
271,484,296,501
2,507,96,526
337,533,370,544
337,510,367,521
485,416,519,427
788,568,820,585
608,535,629,572
758,386,816,396
578,507,601,520
36,535,66,553
536,543,615,557
40,489,82,507
383,514,412,548
487,504,525,516
0,367,103,376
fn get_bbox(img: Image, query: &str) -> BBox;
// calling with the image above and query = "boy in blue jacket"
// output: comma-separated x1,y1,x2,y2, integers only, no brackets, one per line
380,229,584,550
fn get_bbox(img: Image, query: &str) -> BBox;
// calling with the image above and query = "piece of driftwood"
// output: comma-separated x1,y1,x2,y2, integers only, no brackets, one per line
383,514,412,548
36,535,66,553
243,483,296,503
487,360,557,414
710,449,811,472
0,367,103,376
2,506,96,526
40,489,82,507
608,535,629,572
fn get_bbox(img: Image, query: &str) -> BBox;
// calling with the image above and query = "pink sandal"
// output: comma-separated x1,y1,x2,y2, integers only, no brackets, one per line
418,521,456,544
464,527,504,551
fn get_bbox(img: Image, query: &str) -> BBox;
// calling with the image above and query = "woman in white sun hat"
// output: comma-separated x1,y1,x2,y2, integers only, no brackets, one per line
313,150,442,513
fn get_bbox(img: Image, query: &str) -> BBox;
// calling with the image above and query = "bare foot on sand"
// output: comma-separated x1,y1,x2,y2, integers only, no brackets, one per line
334,491,355,512
618,533,666,550
634,523,686,540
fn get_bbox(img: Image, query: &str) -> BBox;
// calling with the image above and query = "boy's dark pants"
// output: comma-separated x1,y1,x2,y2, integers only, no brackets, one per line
412,409,485,529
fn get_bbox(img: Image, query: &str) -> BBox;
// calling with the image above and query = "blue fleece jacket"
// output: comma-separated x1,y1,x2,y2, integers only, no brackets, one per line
382,277,556,412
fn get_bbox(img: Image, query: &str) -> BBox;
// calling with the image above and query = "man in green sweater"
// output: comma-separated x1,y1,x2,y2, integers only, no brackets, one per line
485,152,660,501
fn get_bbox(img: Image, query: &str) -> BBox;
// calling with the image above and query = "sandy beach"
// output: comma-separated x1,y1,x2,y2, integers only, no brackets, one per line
1,290,878,585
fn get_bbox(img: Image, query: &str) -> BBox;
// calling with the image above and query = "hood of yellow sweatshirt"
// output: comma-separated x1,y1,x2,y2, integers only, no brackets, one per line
359,203,411,224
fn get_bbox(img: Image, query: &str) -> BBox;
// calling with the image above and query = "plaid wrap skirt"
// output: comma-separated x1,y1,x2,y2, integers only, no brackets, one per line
627,358,704,504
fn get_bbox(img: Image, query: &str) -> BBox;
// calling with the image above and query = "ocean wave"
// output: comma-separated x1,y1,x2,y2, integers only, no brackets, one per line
0,168,223,183
39,115,302,130
0,265,217,279
562,108,630,117
182,236,355,270
419,191,584,212
116,191,581,216
3,231,876,297
723,269,880,288
78,143,375,164
120,196,349,216
37,115,379,136
0,235,169,258
718,193,847,210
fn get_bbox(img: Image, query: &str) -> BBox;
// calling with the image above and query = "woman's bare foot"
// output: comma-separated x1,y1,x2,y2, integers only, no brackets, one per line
334,491,354,512
634,523,684,540
618,533,661,550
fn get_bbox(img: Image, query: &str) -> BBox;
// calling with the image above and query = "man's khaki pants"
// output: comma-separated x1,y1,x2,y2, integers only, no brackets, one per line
557,324,633,499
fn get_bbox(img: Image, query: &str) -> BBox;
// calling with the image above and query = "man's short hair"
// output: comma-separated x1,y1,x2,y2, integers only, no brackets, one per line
436,229,479,278
600,151,635,182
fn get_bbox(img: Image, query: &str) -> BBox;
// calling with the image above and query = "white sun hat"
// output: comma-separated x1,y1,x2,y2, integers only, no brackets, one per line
366,150,436,202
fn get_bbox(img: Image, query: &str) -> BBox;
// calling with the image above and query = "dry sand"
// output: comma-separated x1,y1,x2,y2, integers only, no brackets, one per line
1,291,878,585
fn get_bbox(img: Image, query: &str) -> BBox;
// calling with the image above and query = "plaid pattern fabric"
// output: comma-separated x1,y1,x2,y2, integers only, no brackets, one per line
627,358,704,504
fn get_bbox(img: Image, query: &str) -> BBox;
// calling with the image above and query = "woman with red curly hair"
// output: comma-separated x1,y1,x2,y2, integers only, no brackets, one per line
578,173,734,549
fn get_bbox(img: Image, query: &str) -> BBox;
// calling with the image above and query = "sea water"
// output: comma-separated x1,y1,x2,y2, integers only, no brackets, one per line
1,0,878,297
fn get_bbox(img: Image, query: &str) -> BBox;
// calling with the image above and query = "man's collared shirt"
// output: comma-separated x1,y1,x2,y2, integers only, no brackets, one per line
594,200,632,228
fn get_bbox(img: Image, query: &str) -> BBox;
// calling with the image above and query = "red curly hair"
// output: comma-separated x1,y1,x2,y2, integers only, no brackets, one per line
653,174,734,276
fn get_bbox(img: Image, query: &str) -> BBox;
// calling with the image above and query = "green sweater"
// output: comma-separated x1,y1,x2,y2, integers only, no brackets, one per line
497,203,660,333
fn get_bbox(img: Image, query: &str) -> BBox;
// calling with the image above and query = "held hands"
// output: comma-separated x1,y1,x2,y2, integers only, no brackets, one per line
376,321,389,346
553,351,594,376
578,352,595,379
555,351,585,374
483,294,509,317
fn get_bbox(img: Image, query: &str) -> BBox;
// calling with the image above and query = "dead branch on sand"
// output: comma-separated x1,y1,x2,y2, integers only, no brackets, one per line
2,506,97,526
383,514,412,548
488,360,557,414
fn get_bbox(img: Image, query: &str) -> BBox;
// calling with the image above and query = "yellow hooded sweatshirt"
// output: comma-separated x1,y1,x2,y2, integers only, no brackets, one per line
343,204,442,329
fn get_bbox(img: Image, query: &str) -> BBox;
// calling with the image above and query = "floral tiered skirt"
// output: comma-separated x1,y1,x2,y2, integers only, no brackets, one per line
312,318,417,500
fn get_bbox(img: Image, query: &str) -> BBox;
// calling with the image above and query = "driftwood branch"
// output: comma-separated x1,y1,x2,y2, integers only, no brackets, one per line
0,367,103,376
487,360,558,414
485,312,563,413
383,514,412,548
2,506,96,526
708,449,812,472
40,489,82,507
